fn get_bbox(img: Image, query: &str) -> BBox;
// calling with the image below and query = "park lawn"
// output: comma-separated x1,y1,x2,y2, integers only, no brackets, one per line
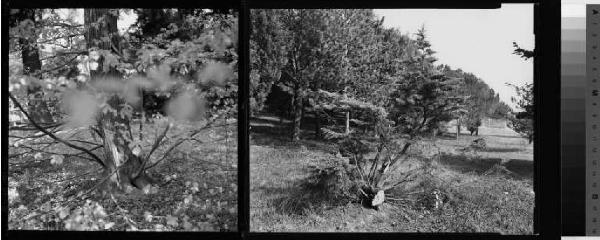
8,119,238,231
250,120,534,233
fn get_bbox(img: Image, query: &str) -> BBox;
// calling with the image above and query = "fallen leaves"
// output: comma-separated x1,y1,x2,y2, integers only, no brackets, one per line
104,222,115,229
57,207,70,219
165,214,178,227
50,155,64,165
144,211,153,222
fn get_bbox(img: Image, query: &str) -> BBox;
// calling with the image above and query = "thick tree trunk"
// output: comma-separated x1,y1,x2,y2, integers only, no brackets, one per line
85,9,154,193
17,9,53,124
291,83,303,141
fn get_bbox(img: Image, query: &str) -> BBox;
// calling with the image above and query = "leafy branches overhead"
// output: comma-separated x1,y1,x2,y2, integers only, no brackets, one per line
9,8,238,196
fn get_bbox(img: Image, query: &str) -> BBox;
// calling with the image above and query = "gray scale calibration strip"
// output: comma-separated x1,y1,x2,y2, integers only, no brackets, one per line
587,4,600,236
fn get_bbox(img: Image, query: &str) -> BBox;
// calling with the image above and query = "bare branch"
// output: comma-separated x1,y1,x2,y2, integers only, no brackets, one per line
145,123,171,161
37,54,80,76
9,92,106,168
17,144,100,163
133,122,171,178
9,122,63,131
36,33,83,45
143,121,234,171
39,21,84,29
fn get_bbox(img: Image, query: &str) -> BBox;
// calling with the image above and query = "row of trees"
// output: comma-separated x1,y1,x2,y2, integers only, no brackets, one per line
9,9,238,194
250,9,512,141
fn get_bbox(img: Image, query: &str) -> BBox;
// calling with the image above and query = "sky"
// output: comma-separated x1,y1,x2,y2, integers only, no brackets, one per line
374,4,534,109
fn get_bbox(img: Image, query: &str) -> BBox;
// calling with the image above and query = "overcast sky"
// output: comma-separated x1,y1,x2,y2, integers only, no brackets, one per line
374,4,534,109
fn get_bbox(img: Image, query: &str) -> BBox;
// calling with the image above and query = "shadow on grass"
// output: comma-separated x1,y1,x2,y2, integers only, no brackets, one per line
484,134,526,139
436,132,477,140
503,159,533,179
250,116,338,154
479,147,523,153
256,182,351,216
437,153,532,180
436,134,457,140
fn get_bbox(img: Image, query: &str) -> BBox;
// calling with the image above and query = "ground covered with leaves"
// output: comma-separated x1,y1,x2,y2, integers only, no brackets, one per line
8,119,238,231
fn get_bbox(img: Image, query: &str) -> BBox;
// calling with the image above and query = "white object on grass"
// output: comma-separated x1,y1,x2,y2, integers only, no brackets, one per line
372,190,385,207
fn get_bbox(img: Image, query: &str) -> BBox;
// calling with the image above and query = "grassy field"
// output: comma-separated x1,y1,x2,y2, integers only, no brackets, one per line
8,119,238,231
250,115,534,233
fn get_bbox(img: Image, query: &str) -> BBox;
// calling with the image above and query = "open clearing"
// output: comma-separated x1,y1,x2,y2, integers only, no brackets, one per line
250,115,533,233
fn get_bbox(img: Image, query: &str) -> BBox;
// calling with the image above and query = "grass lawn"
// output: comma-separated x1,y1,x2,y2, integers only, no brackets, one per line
250,115,534,233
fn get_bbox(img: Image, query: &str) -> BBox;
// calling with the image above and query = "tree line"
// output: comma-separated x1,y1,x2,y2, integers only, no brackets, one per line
250,9,513,141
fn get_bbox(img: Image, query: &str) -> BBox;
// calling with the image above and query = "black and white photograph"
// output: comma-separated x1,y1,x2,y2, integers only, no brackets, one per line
249,6,534,233
8,9,238,231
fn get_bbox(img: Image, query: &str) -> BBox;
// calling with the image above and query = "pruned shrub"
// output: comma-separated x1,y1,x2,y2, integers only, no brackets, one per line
483,164,518,179
302,157,358,203
470,137,486,150
278,157,359,215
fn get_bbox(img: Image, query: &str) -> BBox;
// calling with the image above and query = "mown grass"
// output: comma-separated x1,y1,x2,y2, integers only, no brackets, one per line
8,118,238,231
250,120,533,233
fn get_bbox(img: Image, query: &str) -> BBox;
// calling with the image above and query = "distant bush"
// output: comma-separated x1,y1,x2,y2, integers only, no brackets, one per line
470,138,486,150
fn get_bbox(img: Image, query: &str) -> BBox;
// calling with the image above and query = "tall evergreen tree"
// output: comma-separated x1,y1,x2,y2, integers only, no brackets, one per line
249,9,290,115
388,27,466,142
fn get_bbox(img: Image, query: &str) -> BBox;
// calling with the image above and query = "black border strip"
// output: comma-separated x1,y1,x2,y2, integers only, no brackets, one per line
238,1,251,238
537,0,562,239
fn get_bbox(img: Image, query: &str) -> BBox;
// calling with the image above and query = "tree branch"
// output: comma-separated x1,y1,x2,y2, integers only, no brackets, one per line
9,121,63,131
9,92,106,168
133,122,171,178
143,120,235,171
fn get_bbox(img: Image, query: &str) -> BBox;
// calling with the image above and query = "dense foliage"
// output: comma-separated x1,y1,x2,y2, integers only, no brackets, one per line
9,8,238,230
